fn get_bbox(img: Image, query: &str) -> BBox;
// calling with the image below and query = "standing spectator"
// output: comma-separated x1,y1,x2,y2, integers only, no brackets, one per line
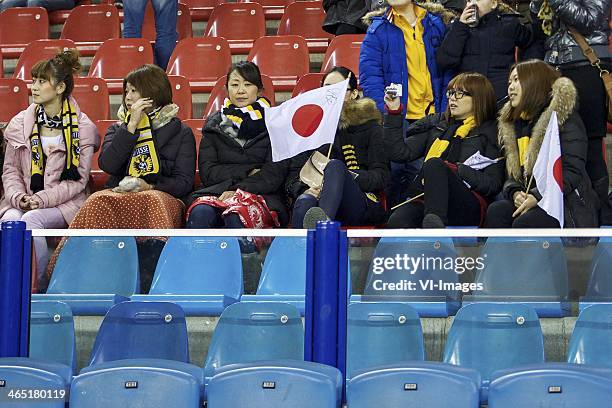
123,0,177,70
0,0,74,12
322,0,368,35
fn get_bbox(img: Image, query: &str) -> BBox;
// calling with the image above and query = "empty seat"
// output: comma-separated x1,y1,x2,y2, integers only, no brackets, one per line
581,238,612,310
168,74,192,120
568,304,612,367
72,77,110,121
205,3,266,54
347,362,482,408
463,237,569,317
203,74,275,119
0,78,29,123
347,303,424,380
130,237,242,315
13,39,77,81
0,7,49,58
166,37,232,93
292,72,325,97
0,359,68,408
142,2,192,40
29,301,76,374
203,302,303,383
183,0,225,21
247,35,309,91
320,34,364,76
238,0,289,19
0,357,72,386
60,4,120,56
32,237,139,315
277,1,331,52
208,360,342,408
70,367,200,408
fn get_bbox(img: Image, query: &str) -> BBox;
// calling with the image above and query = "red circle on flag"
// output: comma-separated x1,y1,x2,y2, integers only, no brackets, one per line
553,157,563,190
292,104,324,138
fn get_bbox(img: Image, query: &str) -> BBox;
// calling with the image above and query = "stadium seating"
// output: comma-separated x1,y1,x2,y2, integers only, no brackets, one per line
0,7,49,58
568,304,612,367
13,39,76,81
168,74,193,120
580,238,612,310
292,72,325,97
277,1,331,53
29,301,76,374
183,0,226,21
205,3,266,54
59,4,120,57
320,34,364,77
0,359,68,408
33,236,139,315
0,78,29,123
130,237,242,315
142,2,193,40
238,0,289,19
346,302,424,380
72,77,110,121
247,35,310,91
203,74,276,119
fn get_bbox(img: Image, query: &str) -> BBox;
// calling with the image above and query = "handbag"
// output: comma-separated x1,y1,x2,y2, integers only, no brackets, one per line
569,27,612,121
299,150,330,188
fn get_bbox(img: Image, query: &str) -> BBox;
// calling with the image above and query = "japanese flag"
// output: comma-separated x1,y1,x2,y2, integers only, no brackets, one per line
533,111,564,227
266,78,348,162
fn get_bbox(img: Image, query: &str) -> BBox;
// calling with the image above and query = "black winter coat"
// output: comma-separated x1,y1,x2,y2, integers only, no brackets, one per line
322,0,367,35
99,117,196,200
198,111,289,225
437,8,533,100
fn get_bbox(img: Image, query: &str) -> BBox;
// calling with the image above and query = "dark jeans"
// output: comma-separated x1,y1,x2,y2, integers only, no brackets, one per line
186,204,243,228
485,199,561,228
291,159,369,227
387,158,482,227
1,0,74,11
387,119,424,207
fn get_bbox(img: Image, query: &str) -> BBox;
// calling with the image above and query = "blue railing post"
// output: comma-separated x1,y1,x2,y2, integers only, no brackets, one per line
0,221,32,357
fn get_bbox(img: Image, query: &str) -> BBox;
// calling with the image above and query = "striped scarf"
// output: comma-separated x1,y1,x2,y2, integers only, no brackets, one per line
124,108,161,180
537,0,554,36
30,99,81,193
425,116,476,162
221,97,270,142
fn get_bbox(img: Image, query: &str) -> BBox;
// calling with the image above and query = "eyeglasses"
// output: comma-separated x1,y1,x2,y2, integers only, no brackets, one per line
446,89,471,100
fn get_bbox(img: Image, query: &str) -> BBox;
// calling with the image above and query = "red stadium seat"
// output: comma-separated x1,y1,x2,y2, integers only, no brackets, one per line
247,35,309,91
277,1,331,52
0,50,3,78
320,34,365,77
142,2,192,40
183,119,203,186
205,3,265,54
166,37,232,93
13,39,77,81
238,0,289,20
88,38,154,94
183,0,225,22
91,119,116,191
0,78,29,123
291,72,325,97
168,75,193,120
0,7,49,58
72,77,110,121
60,4,120,57
48,0,94,24
203,74,275,120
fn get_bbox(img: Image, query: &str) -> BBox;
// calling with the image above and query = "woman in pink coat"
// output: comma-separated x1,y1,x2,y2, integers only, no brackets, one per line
0,49,99,290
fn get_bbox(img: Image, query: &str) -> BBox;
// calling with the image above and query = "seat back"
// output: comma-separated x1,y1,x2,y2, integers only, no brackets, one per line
30,301,76,373
88,38,154,79
277,1,331,39
0,7,49,45
443,303,545,381
292,72,325,97
247,35,309,79
168,74,192,119
205,3,265,41
46,236,139,296
0,363,66,408
167,37,231,81
203,74,275,119
60,4,120,42
584,238,612,299
320,34,364,76
0,78,29,123
257,237,307,295
203,302,303,379
90,120,115,190
568,304,612,367
72,77,109,121
13,39,77,81
88,301,190,366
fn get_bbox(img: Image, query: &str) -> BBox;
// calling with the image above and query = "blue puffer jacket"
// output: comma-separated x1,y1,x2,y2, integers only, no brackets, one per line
359,3,456,116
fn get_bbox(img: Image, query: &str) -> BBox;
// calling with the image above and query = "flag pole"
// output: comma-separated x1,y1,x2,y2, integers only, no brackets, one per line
525,172,535,194
390,193,425,211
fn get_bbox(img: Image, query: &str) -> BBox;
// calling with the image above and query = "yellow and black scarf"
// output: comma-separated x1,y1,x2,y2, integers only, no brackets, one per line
124,108,161,180
221,97,270,142
30,99,81,192
425,116,476,162
537,0,554,36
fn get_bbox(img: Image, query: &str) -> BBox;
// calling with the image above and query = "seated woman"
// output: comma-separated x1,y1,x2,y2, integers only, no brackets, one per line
0,49,99,290
286,66,389,229
485,59,598,228
186,61,288,229
70,64,196,229
384,72,504,228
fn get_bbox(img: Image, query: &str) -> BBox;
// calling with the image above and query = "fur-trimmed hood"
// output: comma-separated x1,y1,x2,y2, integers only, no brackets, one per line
362,2,457,26
339,97,382,129
498,77,578,181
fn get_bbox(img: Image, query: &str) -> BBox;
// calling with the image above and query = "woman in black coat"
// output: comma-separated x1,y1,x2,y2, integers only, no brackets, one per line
384,72,504,228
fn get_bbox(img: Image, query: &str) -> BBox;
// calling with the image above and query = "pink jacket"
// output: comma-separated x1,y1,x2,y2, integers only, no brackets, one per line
0,98,100,224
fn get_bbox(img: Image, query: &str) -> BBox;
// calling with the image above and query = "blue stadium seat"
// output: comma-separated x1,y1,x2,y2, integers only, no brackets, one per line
30,301,76,374
203,302,303,385
443,303,545,401
488,364,612,408
351,237,461,317
88,302,189,366
131,237,242,316
70,367,200,407
347,302,424,380
32,237,139,315
568,304,612,367
0,358,72,387
347,362,481,408
0,358,69,408
463,237,569,317
207,360,342,408
241,237,307,313
580,238,612,311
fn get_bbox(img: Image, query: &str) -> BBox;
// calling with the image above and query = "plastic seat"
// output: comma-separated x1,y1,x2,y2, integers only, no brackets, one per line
130,237,242,315
568,304,612,367
168,74,192,120
0,359,68,408
72,77,109,121
277,1,331,52
247,35,309,91
347,362,482,408
88,301,189,366
292,72,325,97
203,302,303,383
205,3,266,54
32,236,139,315
70,367,200,408
346,303,424,380
580,238,612,310
60,4,120,57
166,37,232,93
203,74,275,119
90,120,115,191
13,39,77,81
463,237,569,317
0,7,49,58
183,0,225,21
238,0,289,19
183,119,202,185
29,301,76,374
208,360,342,408
351,237,461,317
0,357,72,386
0,78,29,123
142,2,192,40
320,34,364,76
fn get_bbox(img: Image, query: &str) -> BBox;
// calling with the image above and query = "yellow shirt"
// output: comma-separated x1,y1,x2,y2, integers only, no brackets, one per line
392,6,435,120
